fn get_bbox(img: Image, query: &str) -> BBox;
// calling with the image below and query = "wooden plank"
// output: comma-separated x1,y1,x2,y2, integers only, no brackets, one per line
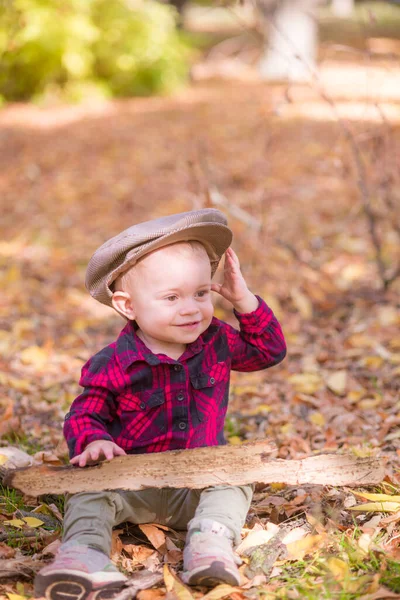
3,440,385,497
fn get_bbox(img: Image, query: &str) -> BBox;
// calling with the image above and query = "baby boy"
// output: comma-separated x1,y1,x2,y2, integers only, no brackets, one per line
35,209,286,600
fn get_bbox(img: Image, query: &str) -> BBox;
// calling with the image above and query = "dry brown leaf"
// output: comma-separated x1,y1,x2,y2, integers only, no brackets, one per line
202,584,243,600
123,545,156,563
137,590,166,600
139,524,167,551
163,565,194,600
0,543,16,559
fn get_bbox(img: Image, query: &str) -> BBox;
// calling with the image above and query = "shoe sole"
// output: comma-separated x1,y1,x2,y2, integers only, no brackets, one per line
34,572,126,600
184,561,240,587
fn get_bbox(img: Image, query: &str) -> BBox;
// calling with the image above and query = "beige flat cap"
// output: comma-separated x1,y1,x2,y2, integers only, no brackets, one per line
86,208,232,307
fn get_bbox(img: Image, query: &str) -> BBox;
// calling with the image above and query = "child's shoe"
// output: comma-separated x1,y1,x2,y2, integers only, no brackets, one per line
182,519,241,587
34,540,127,600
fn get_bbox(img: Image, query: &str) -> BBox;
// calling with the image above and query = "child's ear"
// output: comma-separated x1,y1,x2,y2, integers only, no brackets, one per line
111,291,136,320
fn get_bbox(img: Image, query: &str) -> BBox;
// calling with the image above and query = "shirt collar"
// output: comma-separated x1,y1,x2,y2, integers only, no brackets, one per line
116,321,206,370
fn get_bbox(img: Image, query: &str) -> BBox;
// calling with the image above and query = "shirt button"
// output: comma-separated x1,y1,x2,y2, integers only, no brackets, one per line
174,364,182,371
139,402,146,410
178,422,187,430
177,393,185,402
210,377,216,384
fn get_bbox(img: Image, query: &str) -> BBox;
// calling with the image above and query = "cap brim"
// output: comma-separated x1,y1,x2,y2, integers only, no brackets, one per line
104,222,232,303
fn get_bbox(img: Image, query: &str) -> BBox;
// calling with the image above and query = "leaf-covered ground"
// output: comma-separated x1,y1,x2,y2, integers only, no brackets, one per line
0,47,400,600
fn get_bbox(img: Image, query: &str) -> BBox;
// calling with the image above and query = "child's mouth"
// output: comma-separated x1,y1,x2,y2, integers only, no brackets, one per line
176,321,200,329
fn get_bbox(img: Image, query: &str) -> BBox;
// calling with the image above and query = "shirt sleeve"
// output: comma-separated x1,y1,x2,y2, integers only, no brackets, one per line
224,296,287,371
63,354,118,459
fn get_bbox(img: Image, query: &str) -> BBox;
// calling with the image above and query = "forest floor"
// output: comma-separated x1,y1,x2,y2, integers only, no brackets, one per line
1,20,400,600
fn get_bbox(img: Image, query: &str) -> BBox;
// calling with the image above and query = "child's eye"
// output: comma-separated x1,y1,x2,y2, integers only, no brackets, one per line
166,295,177,302
196,290,209,298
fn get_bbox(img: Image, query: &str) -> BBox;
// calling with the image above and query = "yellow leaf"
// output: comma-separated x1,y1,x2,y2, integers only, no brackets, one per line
326,370,347,396
353,491,400,503
228,436,242,445
358,397,382,410
327,557,349,580
362,356,384,370
262,294,283,320
163,565,194,600
0,454,8,465
23,516,44,528
291,289,313,319
203,584,242,600
7,594,26,600
347,334,375,348
288,373,323,394
349,501,400,513
309,412,325,427
20,346,48,369
5,519,25,529
348,390,365,404
285,534,324,561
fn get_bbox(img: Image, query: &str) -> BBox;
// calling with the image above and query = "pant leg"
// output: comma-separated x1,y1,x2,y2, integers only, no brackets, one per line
163,488,202,530
188,484,253,544
63,489,165,555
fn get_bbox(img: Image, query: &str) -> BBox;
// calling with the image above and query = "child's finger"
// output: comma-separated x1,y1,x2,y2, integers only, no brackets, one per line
103,446,115,461
114,446,127,456
211,283,222,294
79,453,88,468
90,447,100,462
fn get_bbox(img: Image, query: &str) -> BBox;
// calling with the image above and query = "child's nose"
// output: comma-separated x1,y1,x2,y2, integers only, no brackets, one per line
179,299,199,314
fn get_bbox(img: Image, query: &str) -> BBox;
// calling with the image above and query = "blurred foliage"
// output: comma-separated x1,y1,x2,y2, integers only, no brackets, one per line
0,0,191,102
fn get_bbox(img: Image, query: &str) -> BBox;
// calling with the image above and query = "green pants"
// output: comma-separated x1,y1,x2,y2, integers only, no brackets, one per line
63,485,253,555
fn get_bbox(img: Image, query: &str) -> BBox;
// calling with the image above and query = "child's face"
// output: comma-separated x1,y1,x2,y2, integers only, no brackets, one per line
114,243,214,358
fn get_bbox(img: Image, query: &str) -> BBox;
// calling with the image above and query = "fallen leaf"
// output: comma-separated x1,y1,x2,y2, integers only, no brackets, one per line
309,411,326,426
123,544,157,564
349,502,400,513
358,533,372,553
288,373,323,394
291,289,313,319
4,519,25,529
19,345,48,369
0,543,16,559
326,370,347,395
354,491,400,503
236,527,277,555
202,584,242,600
163,564,194,600
285,534,325,561
326,557,349,580
0,447,32,468
22,517,44,528
137,590,165,600
282,527,309,545
139,524,167,551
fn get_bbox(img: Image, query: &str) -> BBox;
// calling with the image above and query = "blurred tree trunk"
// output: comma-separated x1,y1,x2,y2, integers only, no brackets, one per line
256,0,318,82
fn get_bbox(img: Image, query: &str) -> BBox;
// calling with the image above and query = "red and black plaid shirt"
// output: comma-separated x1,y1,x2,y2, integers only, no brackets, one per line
64,297,286,458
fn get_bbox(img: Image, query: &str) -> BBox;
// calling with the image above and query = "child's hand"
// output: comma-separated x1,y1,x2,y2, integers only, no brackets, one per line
70,440,126,468
211,248,259,314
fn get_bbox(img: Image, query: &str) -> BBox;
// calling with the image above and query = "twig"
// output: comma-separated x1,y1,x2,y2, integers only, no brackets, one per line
112,571,164,600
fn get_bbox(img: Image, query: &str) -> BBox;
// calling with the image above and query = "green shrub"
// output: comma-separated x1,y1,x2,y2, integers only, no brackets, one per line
0,0,191,102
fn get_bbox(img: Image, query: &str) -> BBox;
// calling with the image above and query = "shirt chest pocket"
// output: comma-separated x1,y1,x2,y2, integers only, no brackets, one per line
190,362,229,422
117,389,166,443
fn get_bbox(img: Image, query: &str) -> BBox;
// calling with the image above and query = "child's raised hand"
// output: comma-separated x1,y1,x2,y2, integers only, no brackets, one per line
211,248,259,314
70,440,126,468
